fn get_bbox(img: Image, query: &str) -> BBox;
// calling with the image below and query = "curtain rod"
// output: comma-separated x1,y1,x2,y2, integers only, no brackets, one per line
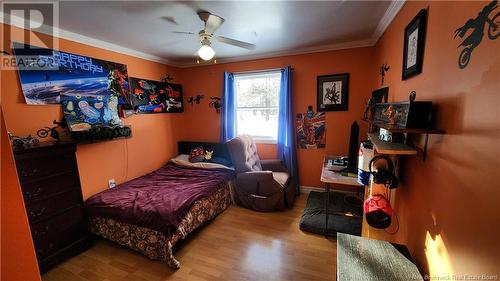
232,67,293,75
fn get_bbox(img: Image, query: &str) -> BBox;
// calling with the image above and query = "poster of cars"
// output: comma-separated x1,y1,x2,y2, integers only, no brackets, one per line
296,111,326,149
129,77,183,113
12,42,131,107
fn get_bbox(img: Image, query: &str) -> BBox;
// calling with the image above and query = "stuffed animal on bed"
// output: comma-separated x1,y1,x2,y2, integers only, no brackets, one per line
189,147,205,162
204,150,213,160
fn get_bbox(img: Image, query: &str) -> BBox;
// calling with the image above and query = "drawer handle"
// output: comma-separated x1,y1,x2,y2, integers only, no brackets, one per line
29,207,47,219
34,225,50,237
25,188,42,199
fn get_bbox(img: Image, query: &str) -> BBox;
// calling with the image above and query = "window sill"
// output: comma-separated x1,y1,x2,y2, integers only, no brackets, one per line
253,138,277,144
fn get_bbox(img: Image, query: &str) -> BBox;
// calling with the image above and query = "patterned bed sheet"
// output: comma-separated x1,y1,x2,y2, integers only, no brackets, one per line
87,182,232,269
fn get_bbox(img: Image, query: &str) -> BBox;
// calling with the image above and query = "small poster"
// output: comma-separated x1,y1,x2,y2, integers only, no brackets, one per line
129,77,183,113
296,111,326,149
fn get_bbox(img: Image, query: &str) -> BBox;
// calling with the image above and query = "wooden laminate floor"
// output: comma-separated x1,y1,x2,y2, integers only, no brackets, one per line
42,194,336,281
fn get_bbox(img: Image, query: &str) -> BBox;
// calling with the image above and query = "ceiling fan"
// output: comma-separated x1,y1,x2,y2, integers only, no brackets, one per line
172,11,256,62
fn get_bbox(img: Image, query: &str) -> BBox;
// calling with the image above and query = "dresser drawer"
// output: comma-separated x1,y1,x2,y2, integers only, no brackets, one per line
16,153,76,182
32,207,87,260
21,171,80,202
26,190,82,223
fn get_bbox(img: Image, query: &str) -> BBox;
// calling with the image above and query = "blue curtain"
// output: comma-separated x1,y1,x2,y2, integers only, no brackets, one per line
277,66,299,194
220,72,236,142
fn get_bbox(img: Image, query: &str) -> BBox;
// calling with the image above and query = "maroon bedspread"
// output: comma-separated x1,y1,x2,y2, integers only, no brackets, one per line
85,162,234,236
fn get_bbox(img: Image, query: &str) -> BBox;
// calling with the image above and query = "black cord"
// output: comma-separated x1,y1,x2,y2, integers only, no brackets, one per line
384,187,400,234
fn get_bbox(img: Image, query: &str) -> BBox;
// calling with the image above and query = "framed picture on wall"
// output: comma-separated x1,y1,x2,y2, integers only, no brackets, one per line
317,73,349,111
402,8,427,80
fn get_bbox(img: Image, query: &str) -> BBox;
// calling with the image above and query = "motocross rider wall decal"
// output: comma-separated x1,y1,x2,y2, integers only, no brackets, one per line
454,0,500,69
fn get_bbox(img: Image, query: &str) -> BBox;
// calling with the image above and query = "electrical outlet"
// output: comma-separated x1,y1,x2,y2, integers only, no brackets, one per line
108,179,116,189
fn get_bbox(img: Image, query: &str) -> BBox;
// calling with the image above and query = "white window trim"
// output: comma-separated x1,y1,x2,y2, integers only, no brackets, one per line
234,70,281,143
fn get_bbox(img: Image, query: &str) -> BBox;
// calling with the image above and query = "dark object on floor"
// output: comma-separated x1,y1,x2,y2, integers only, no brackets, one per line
299,191,362,236
13,142,93,272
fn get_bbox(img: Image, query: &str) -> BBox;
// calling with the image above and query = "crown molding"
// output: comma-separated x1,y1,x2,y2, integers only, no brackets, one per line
372,0,406,43
1,1,405,68
174,39,375,68
0,12,171,66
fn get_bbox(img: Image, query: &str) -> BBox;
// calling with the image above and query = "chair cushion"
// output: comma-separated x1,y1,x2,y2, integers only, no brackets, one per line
272,172,290,188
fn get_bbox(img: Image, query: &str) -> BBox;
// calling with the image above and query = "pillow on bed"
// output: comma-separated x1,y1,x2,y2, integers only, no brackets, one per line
208,157,232,167
174,154,190,162
189,147,205,162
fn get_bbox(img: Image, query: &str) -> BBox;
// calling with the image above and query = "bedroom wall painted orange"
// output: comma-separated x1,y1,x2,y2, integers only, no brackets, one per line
1,23,184,199
177,48,376,188
0,109,42,281
364,1,500,278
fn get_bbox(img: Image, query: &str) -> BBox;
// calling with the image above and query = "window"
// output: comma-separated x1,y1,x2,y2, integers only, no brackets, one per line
234,71,281,142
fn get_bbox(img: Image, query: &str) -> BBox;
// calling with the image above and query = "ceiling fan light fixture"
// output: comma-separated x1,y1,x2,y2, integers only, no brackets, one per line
197,44,215,61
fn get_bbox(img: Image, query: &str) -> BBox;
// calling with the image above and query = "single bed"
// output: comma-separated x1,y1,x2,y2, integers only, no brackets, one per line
85,141,235,269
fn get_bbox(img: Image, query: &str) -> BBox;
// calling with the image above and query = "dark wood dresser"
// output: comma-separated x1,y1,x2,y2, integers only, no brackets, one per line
13,142,93,273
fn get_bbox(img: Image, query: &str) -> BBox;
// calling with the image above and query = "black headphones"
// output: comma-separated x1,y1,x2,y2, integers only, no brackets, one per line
369,155,399,189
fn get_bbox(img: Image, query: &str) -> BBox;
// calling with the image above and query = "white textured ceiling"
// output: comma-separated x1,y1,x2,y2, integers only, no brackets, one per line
24,1,403,66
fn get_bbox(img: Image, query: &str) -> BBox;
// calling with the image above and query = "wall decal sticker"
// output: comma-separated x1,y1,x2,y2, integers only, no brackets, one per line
209,97,222,113
454,0,499,69
380,63,390,85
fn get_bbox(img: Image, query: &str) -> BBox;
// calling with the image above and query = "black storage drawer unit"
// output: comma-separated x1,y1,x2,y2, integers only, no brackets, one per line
13,142,93,273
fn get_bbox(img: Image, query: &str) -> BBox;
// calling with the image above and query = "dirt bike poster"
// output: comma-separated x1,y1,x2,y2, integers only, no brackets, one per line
129,77,183,113
296,109,326,149
402,9,427,80
12,42,132,106
454,0,499,69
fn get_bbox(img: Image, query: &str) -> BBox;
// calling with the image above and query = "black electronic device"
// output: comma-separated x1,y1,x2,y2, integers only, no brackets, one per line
347,121,359,174
369,155,399,189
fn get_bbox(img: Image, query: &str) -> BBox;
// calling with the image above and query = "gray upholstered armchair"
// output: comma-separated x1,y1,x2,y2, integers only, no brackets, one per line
227,135,295,211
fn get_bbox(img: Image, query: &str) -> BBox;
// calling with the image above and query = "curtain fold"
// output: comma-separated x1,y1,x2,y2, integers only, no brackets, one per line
277,66,300,194
220,72,236,142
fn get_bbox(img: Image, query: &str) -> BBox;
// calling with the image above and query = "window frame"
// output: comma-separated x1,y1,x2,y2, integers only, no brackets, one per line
234,70,281,143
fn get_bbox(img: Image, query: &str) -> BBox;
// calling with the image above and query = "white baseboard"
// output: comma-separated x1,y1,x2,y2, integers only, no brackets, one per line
300,186,324,194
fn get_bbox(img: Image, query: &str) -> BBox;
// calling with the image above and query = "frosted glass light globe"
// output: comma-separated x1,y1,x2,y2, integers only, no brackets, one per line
197,45,215,61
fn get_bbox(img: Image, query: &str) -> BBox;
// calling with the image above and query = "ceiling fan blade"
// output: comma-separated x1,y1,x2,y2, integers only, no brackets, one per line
160,16,178,25
216,36,256,50
198,11,224,34
172,31,196,35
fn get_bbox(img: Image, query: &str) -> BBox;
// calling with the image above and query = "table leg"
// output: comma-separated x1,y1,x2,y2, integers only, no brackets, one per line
325,183,330,236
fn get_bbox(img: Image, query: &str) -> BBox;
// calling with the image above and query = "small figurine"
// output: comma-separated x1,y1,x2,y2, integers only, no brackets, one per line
384,105,396,125
380,63,390,85
204,150,213,160
363,98,376,120
10,134,40,149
